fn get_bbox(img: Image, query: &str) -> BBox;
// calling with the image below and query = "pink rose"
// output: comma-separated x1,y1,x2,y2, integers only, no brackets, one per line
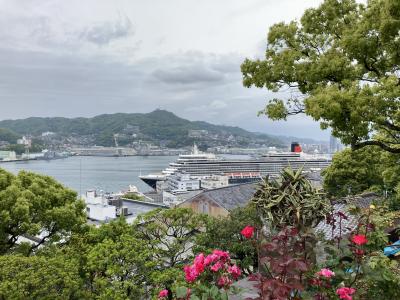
336,287,356,300
183,265,199,283
241,225,255,239
316,268,335,278
204,253,218,266
194,253,205,273
158,289,168,298
228,264,241,279
217,276,232,287
212,249,230,261
210,261,223,272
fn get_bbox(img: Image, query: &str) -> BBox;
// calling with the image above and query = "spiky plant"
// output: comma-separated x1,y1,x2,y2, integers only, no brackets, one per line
252,167,331,231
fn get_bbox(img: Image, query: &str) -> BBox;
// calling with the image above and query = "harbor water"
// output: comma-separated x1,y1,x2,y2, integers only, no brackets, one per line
0,155,177,194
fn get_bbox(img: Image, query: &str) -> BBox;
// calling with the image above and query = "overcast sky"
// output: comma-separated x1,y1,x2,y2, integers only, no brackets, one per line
0,0,330,140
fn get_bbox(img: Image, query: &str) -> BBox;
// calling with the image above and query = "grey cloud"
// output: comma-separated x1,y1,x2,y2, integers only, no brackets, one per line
80,16,134,46
0,48,328,140
150,52,241,87
0,0,331,140
153,65,224,85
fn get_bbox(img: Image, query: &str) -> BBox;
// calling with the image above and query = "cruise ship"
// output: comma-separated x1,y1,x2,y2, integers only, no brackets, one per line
139,143,332,189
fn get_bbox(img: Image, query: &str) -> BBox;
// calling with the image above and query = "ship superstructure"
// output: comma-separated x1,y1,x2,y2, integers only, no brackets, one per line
139,144,331,190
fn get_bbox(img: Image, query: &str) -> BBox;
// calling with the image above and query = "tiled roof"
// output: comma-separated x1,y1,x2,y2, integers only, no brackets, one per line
316,192,379,240
315,203,358,240
183,185,381,238
184,183,258,211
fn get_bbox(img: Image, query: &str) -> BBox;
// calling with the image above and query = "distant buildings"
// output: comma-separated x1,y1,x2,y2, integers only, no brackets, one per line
71,146,137,157
188,130,208,138
329,135,344,153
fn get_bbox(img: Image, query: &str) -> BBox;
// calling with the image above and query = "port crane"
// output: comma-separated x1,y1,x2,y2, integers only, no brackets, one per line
113,134,119,147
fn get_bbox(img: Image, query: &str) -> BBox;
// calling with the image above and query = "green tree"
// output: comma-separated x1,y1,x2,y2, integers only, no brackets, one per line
86,234,154,299
134,208,207,291
0,254,84,300
323,147,385,197
134,208,207,269
194,205,260,274
241,0,400,153
48,219,156,299
0,169,86,254
381,152,400,202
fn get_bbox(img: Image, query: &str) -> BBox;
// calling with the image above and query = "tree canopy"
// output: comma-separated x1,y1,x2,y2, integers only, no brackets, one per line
323,146,400,202
323,147,385,197
134,208,207,270
0,254,84,300
241,0,400,153
0,169,86,255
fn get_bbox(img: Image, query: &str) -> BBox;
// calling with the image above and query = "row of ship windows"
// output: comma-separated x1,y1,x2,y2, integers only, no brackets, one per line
174,165,328,172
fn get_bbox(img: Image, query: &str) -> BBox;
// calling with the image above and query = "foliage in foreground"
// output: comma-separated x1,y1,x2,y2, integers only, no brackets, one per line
0,165,400,299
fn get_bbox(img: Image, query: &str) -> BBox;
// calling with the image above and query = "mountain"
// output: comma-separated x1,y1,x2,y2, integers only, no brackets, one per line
0,128,20,144
0,110,284,148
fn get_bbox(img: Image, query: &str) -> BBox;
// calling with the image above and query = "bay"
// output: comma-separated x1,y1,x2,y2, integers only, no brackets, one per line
0,156,176,194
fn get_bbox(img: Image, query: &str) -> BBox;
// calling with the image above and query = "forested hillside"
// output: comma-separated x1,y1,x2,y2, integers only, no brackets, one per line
0,110,284,148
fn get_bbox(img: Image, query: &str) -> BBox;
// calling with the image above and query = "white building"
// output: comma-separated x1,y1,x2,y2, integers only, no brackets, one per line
200,175,229,190
21,152,45,160
0,151,17,161
17,136,31,147
166,172,200,192
41,131,55,137
84,190,116,221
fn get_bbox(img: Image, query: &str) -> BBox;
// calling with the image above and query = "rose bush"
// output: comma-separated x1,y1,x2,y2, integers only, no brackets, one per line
167,250,242,300
248,203,400,300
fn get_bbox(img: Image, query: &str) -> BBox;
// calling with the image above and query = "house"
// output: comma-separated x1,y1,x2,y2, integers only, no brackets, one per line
178,183,257,217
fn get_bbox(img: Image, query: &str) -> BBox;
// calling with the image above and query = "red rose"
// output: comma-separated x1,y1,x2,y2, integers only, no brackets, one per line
241,225,255,239
352,234,368,245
